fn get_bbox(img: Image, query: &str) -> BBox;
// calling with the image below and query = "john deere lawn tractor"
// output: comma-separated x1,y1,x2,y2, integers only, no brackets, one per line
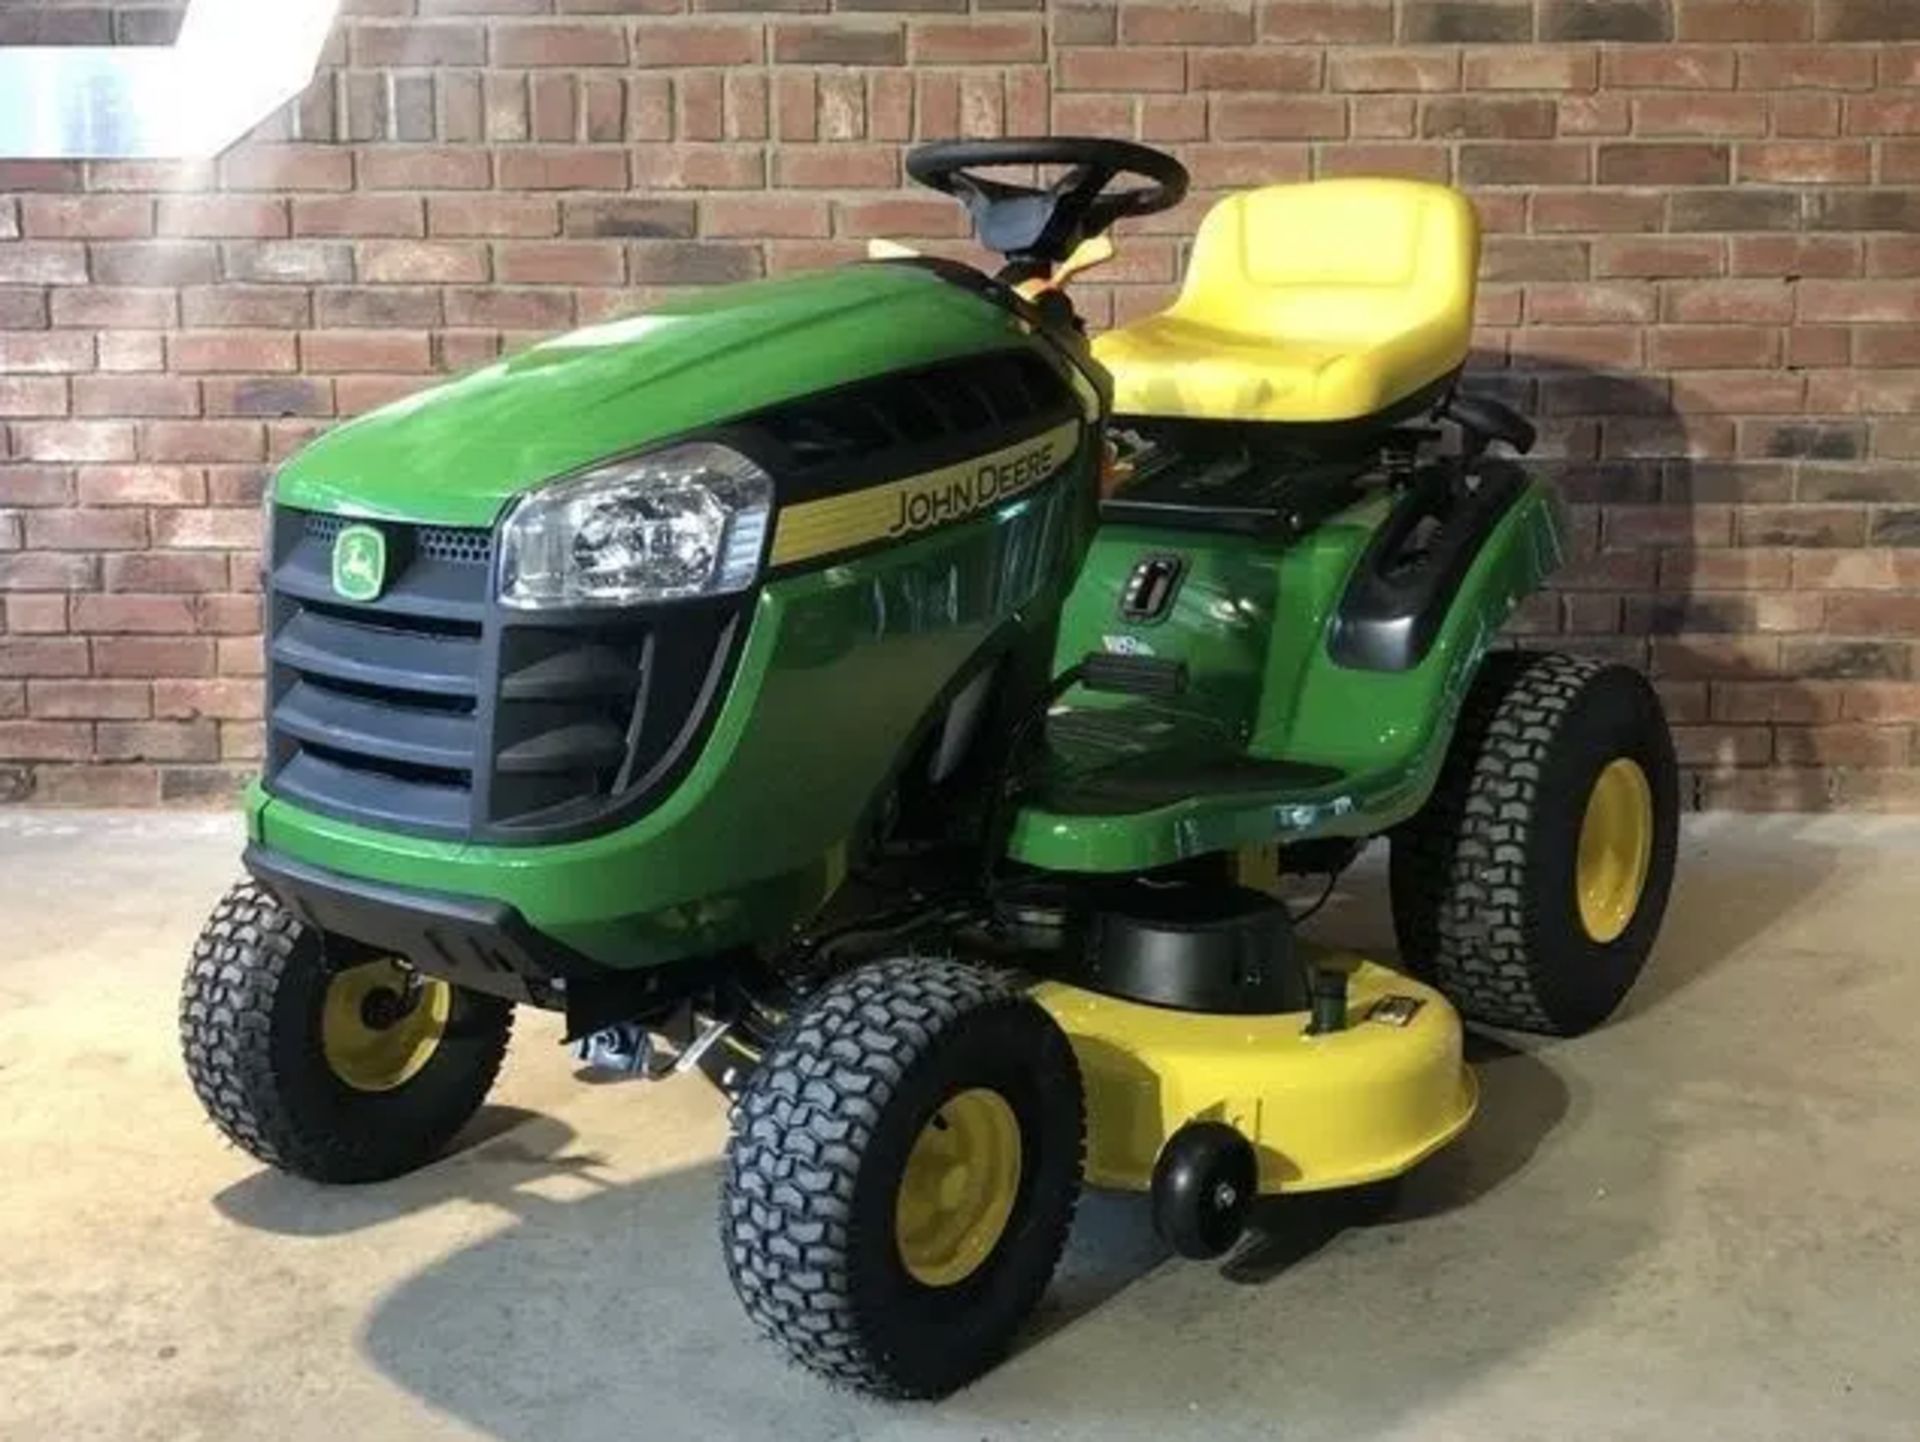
181,138,1678,1398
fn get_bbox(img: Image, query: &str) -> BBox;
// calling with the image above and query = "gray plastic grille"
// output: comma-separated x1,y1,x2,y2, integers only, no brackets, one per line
301,511,492,567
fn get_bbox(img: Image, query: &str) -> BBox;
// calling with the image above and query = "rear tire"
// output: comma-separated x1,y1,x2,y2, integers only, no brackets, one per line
721,957,1083,1398
180,879,513,1183
1390,652,1679,1036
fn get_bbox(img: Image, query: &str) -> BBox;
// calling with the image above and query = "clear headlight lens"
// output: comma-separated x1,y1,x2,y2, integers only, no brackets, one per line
499,443,773,609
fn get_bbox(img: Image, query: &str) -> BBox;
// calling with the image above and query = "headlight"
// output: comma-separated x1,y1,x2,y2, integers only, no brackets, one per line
499,443,773,609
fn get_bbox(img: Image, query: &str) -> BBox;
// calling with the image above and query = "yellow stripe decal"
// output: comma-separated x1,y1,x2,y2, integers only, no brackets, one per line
771,418,1081,567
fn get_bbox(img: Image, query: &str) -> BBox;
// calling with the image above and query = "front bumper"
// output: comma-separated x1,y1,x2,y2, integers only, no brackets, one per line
244,843,587,1005
249,844,591,1006
245,842,716,1034
248,779,843,973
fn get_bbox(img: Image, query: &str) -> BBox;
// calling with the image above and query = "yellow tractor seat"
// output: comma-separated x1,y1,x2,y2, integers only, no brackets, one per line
1093,179,1481,425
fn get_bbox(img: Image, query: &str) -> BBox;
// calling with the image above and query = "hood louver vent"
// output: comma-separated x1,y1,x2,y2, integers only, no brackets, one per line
754,349,1074,478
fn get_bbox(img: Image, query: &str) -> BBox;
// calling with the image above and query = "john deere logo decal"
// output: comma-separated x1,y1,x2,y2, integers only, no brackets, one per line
769,417,1080,567
332,523,387,602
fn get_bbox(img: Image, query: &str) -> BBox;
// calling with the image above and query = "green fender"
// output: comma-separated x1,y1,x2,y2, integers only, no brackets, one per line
1006,477,1569,872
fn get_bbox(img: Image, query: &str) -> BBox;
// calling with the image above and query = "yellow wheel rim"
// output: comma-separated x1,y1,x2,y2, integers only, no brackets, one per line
894,1088,1023,1288
320,959,452,1093
1576,758,1655,945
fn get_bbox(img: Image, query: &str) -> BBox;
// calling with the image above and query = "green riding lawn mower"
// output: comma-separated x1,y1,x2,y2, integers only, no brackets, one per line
182,138,1678,1398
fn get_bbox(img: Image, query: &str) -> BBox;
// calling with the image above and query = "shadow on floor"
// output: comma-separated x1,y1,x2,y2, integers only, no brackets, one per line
211,1108,604,1238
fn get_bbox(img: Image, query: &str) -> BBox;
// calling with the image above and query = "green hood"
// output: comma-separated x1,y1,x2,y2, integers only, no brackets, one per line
275,264,1028,528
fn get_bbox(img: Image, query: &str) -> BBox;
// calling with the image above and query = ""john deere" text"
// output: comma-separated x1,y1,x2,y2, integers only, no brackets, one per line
887,439,1060,538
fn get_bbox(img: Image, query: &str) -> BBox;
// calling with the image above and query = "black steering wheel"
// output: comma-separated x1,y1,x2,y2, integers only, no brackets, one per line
906,137,1190,271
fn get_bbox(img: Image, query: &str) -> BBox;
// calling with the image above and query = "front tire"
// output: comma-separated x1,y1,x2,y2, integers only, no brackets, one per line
721,957,1084,1398
1390,652,1679,1036
180,879,513,1183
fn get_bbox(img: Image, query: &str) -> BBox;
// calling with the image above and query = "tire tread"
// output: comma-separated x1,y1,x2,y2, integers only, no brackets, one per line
721,957,1080,1398
1392,651,1605,1033
179,879,512,1183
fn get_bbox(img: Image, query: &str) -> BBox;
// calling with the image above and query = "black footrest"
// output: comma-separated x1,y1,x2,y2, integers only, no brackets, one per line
1080,651,1188,698
1036,750,1344,817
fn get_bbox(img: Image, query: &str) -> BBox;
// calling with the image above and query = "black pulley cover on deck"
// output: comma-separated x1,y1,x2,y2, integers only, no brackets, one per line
1082,882,1304,1014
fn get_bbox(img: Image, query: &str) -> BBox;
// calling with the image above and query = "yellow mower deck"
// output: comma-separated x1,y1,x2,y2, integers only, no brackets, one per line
1033,949,1476,1195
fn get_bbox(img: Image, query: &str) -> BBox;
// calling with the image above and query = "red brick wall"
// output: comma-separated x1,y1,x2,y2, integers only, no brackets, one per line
3,0,1920,809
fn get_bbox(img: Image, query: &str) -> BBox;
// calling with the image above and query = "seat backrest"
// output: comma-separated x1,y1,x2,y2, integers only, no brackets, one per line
1169,179,1480,352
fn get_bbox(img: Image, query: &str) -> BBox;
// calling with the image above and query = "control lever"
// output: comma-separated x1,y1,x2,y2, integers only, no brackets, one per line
1445,392,1536,459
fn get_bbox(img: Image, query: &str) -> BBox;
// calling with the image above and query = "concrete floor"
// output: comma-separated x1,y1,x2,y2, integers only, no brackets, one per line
1,813,1917,1441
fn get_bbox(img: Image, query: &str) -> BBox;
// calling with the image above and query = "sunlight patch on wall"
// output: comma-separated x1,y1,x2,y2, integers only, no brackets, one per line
0,0,339,159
